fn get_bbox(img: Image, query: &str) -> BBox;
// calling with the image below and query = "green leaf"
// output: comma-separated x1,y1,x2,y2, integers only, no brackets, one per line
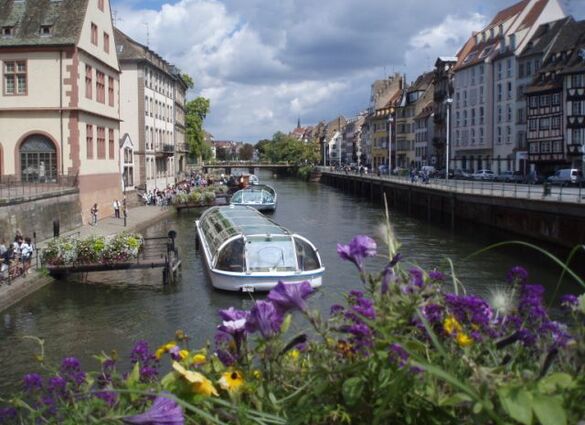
161,371,178,390
440,392,473,407
281,314,292,334
532,395,566,425
126,362,141,388
342,377,364,406
497,387,533,425
537,373,575,394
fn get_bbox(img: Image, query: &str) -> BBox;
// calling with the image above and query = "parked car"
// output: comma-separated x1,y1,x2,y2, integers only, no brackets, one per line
472,169,496,181
494,171,524,183
452,169,474,180
546,168,584,186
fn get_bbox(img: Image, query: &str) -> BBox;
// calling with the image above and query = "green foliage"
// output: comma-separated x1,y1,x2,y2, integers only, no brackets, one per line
258,132,319,164
238,143,255,161
185,97,212,162
181,73,194,89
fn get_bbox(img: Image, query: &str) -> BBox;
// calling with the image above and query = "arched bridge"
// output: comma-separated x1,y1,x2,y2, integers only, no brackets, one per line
201,162,296,175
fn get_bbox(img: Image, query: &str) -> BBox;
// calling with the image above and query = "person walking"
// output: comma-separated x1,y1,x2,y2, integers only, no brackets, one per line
90,203,98,226
20,237,33,276
113,199,120,219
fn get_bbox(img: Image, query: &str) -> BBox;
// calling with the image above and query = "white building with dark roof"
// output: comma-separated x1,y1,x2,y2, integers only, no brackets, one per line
451,0,566,173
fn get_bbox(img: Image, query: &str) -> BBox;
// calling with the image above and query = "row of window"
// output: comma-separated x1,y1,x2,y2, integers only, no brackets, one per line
528,140,563,154
144,126,174,151
455,107,486,127
455,86,485,108
145,66,174,98
455,128,485,146
145,96,174,121
90,23,110,54
86,125,115,160
528,116,562,131
528,93,561,108
145,156,174,180
85,65,115,106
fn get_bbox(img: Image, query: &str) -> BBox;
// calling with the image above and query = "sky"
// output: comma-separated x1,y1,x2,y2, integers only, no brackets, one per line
114,0,585,142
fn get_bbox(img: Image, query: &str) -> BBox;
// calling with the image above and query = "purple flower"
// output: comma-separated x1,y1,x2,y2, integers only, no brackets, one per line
140,366,158,381
388,343,409,368
429,270,445,282
47,376,66,394
216,349,237,367
95,391,118,407
131,341,154,365
336,235,377,272
560,294,578,311
444,293,493,330
169,346,182,361
409,268,424,287
519,284,547,321
23,373,42,392
0,407,18,422
507,266,529,285
61,357,81,371
267,281,314,313
123,394,184,425
246,301,283,339
330,304,345,316
218,307,249,322
421,303,444,324
349,292,376,320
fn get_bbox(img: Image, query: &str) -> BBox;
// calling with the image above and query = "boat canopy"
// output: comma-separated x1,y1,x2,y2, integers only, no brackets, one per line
198,206,321,274
231,185,275,205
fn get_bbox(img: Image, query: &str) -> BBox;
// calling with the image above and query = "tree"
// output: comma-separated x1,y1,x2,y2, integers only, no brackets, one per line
256,132,319,164
185,97,211,162
255,139,272,159
239,143,255,161
181,74,194,89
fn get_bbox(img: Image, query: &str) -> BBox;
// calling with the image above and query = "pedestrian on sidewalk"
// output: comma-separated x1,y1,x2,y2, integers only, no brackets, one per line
113,199,121,218
20,237,33,276
90,203,98,226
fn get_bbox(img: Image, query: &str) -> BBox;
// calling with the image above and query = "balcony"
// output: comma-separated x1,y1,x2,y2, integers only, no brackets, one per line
155,143,175,157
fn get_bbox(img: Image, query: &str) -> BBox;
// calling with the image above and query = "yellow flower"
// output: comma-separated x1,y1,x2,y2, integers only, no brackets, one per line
192,354,206,365
252,370,262,379
218,370,244,393
287,349,300,361
193,380,219,397
172,362,218,396
443,316,462,336
179,350,189,360
456,333,473,347
155,341,177,360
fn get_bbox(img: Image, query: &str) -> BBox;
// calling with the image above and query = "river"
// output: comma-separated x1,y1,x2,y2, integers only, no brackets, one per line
0,170,576,394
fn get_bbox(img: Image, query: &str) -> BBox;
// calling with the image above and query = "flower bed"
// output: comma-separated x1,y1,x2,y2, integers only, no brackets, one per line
172,186,221,206
3,227,584,424
41,232,143,266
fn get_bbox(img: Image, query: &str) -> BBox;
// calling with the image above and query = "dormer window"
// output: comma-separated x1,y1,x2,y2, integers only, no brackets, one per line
2,26,13,37
40,25,52,36
499,24,503,35
490,28,495,39
481,32,486,43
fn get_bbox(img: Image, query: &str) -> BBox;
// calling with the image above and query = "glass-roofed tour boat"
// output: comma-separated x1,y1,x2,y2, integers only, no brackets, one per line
195,206,324,292
230,184,277,212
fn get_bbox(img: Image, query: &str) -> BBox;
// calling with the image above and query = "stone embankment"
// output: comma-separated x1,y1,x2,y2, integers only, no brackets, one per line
0,205,175,312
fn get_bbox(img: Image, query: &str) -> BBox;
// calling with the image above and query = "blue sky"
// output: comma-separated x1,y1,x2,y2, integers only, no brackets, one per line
114,0,585,142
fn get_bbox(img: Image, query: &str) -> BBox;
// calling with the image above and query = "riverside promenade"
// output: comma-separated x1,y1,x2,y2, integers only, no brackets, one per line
0,205,175,312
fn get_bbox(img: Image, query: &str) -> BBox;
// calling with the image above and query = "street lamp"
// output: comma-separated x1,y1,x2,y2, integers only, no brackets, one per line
444,98,453,180
387,115,394,175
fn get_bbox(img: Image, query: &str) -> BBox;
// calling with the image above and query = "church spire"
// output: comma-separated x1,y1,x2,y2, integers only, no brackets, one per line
297,116,301,129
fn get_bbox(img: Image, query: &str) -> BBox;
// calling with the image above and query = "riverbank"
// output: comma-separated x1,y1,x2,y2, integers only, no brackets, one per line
0,205,176,313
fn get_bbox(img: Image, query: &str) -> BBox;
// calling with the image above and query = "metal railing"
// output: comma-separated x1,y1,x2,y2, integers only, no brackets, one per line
0,174,78,202
0,249,40,287
323,169,585,204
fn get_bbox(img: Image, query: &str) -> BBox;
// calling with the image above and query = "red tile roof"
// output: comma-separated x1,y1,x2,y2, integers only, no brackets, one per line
518,0,548,31
487,0,530,29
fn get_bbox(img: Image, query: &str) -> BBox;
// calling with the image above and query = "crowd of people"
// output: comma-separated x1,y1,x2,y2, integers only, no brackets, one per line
0,231,35,283
140,173,230,207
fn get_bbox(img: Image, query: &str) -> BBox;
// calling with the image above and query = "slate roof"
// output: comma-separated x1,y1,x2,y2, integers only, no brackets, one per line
519,17,573,58
0,0,89,47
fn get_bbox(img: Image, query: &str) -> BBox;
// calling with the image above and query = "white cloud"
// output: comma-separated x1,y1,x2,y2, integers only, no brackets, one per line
113,0,585,141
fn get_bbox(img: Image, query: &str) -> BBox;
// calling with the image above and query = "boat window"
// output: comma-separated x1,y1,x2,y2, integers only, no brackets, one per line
231,192,242,203
246,236,297,272
216,238,245,272
294,237,321,271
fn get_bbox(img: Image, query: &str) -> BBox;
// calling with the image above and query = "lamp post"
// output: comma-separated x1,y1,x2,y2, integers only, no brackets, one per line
387,115,394,175
445,98,453,180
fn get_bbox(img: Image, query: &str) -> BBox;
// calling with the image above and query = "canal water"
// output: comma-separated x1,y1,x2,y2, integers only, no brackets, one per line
0,171,578,394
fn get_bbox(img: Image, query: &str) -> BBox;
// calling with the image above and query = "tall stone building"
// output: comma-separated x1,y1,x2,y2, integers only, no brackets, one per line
115,28,177,193
172,66,188,180
451,0,566,173
432,57,457,170
0,0,122,216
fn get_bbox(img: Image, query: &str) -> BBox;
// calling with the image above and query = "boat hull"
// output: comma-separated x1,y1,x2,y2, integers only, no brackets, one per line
208,268,323,292
231,202,276,212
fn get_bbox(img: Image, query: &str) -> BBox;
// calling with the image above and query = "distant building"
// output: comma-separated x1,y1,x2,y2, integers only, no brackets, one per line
432,57,457,170
451,0,566,173
525,19,585,173
0,0,122,216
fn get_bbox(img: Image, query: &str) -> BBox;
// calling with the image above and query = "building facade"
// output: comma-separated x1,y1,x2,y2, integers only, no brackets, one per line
0,0,122,216
172,67,188,180
452,0,566,173
432,57,457,170
115,28,176,193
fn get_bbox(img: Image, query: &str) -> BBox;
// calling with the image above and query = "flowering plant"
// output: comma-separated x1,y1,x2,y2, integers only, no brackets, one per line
42,233,143,266
9,223,585,424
